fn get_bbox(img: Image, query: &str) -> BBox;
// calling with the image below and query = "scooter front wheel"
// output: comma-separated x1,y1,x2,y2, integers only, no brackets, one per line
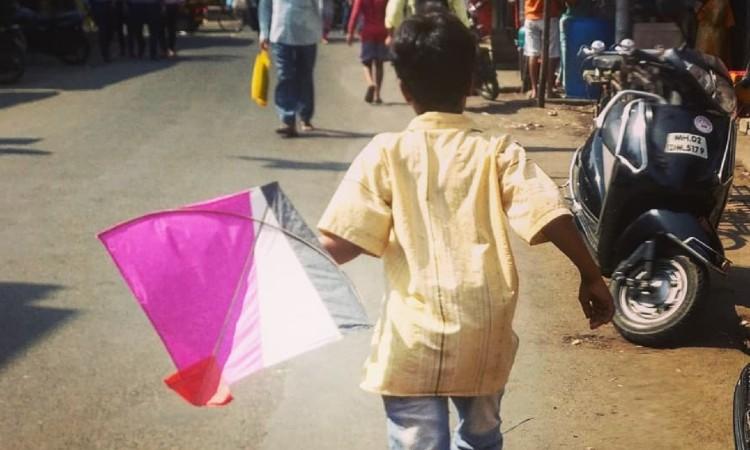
612,254,708,346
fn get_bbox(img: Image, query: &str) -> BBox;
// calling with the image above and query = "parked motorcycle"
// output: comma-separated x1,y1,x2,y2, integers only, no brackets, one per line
14,6,90,65
177,0,208,33
0,21,26,84
468,0,499,101
569,40,738,345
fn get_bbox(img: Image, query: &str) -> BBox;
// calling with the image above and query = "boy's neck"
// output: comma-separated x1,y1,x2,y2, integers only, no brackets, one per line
412,104,465,115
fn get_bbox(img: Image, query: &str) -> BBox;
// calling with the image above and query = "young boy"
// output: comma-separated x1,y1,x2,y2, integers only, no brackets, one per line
318,12,614,450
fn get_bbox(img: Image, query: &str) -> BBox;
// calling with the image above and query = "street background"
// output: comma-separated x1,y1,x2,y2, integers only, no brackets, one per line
1,28,750,449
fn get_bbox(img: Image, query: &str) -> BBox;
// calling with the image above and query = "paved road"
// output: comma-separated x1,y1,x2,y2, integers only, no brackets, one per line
1,30,749,450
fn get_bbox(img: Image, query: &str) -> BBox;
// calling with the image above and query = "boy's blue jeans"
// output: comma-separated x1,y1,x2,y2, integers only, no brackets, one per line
382,392,504,450
270,43,316,126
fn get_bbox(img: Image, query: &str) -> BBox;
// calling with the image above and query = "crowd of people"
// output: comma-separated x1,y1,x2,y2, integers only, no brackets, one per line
87,0,183,62
259,0,472,137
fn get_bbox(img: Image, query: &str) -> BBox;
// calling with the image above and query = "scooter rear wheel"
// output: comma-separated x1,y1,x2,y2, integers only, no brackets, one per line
612,254,707,346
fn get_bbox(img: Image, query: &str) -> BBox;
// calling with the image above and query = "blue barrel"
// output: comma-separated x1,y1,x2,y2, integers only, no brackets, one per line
560,16,614,99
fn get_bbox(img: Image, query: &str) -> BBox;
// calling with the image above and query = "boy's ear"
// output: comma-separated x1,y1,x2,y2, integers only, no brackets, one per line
399,80,413,104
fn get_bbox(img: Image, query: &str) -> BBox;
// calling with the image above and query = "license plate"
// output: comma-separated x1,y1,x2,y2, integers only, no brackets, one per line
665,133,708,159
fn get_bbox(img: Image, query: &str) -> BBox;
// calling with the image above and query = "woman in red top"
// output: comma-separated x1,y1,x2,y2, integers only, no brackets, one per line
346,0,389,104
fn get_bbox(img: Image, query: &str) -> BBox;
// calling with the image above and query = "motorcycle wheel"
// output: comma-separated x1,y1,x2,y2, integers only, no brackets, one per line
479,78,499,101
57,31,91,65
0,38,25,85
612,254,708,346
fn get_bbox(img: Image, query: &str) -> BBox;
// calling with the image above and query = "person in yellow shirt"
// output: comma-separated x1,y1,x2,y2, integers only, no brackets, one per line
384,0,469,45
318,12,614,450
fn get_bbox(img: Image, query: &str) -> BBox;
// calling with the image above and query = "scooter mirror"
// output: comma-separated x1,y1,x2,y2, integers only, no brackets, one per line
591,40,606,53
616,39,636,54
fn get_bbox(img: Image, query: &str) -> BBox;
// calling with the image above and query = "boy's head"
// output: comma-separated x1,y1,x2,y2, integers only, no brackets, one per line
392,12,477,113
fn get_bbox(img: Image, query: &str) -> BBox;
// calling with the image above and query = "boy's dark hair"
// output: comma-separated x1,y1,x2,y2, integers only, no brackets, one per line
392,12,477,112
414,0,449,14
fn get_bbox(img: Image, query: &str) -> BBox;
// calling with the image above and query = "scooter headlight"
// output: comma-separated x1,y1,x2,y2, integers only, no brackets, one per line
713,75,737,114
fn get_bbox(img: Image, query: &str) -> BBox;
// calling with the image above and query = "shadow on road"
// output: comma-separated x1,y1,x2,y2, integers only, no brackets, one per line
0,137,50,157
0,148,51,156
0,282,74,369
465,99,530,115
178,35,253,50
301,128,376,139
177,54,242,63
0,91,59,109
719,184,750,252
235,155,349,172
2,32,251,108
689,266,750,354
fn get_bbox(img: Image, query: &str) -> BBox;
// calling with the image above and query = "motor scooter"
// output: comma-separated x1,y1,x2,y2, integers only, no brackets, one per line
569,40,738,345
14,6,90,65
468,0,499,100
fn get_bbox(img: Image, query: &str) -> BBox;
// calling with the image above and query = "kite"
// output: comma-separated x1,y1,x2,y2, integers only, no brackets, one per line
98,183,370,407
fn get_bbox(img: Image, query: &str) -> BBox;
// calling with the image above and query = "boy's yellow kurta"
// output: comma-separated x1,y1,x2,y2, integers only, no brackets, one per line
318,112,571,396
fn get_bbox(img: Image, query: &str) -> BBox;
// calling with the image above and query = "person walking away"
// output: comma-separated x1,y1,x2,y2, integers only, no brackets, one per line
127,0,164,59
346,0,388,104
259,0,322,138
524,0,568,98
695,0,735,67
163,0,181,57
89,0,115,62
318,12,614,450
384,0,469,45
339,0,352,30
113,0,127,56
322,0,334,43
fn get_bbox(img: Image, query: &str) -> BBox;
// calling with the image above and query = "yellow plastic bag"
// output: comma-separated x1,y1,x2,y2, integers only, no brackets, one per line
250,50,271,107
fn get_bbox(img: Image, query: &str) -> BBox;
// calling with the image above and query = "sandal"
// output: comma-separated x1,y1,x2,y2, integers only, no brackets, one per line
275,124,298,138
300,122,315,132
365,86,375,103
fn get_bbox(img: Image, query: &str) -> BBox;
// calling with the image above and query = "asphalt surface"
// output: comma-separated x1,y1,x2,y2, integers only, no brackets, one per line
1,29,749,450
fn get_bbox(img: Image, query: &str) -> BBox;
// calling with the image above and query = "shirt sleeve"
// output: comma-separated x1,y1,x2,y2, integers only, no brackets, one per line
348,0,362,35
258,0,272,42
450,0,470,27
318,138,393,257
384,0,405,29
497,140,571,245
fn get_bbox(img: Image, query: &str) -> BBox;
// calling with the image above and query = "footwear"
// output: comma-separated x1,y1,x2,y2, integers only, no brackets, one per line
374,97,383,104
300,122,314,132
275,124,298,138
365,85,375,103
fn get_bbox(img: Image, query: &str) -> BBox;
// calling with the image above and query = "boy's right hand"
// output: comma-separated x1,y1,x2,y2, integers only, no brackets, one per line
578,275,615,330
346,32,354,46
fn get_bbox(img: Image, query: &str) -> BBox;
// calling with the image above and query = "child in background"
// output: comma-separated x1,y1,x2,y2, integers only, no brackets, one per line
346,0,388,104
320,12,614,450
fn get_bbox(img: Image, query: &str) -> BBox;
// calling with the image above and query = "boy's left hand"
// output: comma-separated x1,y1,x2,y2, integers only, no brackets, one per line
346,32,354,46
578,275,615,330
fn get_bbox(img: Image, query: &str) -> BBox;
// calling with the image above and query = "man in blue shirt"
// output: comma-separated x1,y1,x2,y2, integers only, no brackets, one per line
259,0,323,137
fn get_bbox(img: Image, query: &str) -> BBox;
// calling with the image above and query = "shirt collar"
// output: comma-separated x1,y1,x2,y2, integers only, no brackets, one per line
406,112,478,131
